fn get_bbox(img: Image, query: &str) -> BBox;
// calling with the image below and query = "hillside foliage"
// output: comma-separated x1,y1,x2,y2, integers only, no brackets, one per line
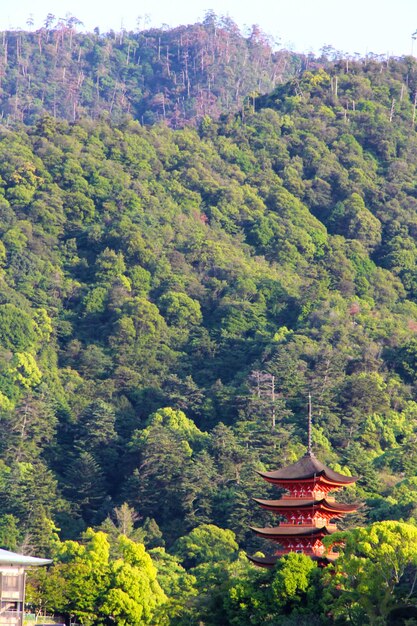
0,13,302,126
0,45,417,623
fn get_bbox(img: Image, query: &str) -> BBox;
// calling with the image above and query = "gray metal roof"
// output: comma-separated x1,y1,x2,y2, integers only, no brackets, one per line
0,548,52,566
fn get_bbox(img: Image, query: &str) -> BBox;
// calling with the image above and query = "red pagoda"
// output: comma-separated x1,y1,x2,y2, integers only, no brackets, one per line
249,396,359,567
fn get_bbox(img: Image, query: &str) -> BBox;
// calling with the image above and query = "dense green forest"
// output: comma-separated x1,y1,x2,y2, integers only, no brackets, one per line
1,21,417,621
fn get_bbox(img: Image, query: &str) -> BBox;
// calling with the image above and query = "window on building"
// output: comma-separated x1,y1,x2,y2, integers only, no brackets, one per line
1,576,20,592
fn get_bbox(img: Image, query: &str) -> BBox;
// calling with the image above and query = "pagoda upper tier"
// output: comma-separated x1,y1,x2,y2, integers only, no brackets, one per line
257,452,358,498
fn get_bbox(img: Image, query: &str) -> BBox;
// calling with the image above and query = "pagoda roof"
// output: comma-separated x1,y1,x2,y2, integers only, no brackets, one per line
257,452,358,485
0,548,52,567
253,497,358,513
250,525,336,538
247,554,278,568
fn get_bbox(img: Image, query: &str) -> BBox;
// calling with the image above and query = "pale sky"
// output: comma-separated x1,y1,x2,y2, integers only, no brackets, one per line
1,0,417,57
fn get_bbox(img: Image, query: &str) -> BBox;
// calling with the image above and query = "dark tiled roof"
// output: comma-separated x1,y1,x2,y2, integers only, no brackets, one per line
257,452,358,484
246,554,277,568
250,525,336,537
253,497,358,512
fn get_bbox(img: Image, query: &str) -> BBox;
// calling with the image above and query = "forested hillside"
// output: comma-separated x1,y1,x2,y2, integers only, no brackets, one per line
0,13,301,126
2,53,417,623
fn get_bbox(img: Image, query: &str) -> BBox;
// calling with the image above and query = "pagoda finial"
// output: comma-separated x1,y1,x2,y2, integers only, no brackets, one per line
308,393,312,454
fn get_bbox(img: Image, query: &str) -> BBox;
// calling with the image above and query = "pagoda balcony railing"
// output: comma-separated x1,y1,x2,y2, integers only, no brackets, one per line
281,493,337,501
278,522,338,530
274,548,340,557
274,548,319,556
281,494,314,500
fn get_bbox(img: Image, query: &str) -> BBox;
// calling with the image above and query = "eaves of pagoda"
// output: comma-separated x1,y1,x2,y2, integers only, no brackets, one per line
256,452,358,487
249,525,336,539
252,497,359,515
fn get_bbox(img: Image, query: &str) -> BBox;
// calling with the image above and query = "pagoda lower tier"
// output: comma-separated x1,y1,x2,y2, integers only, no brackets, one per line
248,552,339,568
250,524,335,556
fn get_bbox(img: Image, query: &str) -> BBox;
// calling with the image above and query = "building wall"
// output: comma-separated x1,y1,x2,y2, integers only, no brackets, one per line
0,567,25,626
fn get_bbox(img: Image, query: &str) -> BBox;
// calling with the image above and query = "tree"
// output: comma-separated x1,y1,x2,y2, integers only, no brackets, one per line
124,423,194,536
224,553,322,625
223,556,277,626
63,451,108,525
29,530,167,626
333,193,381,250
149,547,197,623
75,399,118,471
99,503,146,548
0,391,57,462
101,535,167,625
0,305,36,351
272,553,317,611
173,523,239,568
142,406,207,444
0,460,63,553
323,521,417,624
0,514,20,550
159,291,202,328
